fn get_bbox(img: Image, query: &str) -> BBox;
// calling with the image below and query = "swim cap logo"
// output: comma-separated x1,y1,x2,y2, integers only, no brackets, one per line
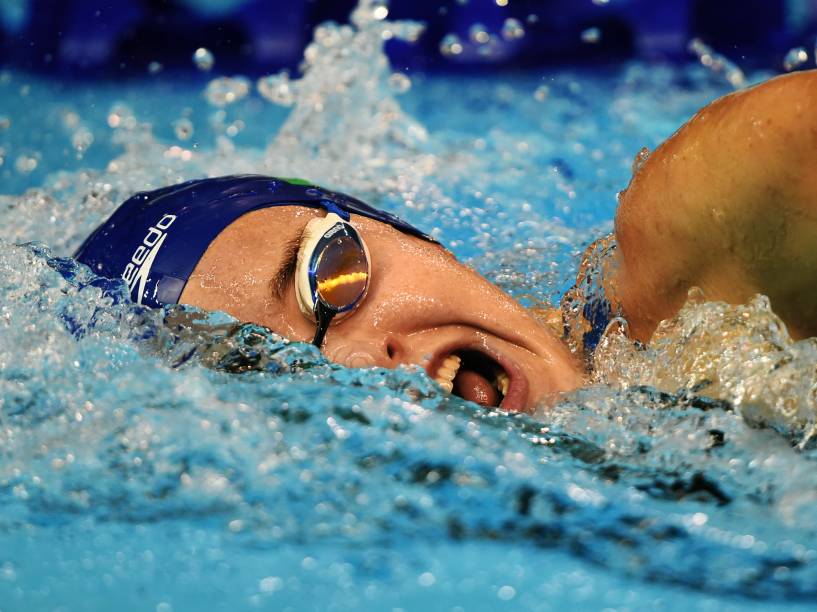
122,214,176,304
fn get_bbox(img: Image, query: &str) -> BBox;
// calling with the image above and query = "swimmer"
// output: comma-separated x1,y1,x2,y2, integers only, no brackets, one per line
76,70,817,412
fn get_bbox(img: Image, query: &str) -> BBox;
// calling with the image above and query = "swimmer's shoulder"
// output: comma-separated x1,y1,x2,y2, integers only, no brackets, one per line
611,69,817,340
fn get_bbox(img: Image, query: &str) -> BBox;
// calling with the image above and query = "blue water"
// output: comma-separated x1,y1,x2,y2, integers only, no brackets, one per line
1,4,816,610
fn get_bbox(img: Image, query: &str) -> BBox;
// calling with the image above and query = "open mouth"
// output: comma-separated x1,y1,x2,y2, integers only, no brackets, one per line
432,349,517,410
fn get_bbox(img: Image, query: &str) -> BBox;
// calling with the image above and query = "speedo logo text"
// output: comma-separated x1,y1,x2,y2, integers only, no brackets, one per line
122,214,176,304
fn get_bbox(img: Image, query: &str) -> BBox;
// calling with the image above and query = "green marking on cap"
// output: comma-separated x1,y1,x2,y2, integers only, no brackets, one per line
281,177,314,186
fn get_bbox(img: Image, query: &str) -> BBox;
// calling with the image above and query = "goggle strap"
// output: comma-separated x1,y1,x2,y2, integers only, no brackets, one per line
311,300,336,347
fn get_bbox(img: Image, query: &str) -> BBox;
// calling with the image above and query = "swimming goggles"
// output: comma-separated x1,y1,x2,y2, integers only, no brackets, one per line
295,212,371,347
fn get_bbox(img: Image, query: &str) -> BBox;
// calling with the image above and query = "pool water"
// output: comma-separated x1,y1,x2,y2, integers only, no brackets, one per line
2,2,817,610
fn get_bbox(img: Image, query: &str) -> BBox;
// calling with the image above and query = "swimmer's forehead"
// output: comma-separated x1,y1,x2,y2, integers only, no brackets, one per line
220,205,437,249
197,204,444,281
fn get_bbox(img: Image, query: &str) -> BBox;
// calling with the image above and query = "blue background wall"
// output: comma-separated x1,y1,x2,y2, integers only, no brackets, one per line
0,0,814,75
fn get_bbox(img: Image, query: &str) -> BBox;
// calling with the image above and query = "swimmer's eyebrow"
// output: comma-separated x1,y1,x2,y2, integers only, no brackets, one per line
270,227,306,301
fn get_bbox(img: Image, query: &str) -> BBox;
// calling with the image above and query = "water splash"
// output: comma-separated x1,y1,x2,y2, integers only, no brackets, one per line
688,38,746,89
783,46,809,72
2,0,817,605
258,0,431,196
593,290,817,446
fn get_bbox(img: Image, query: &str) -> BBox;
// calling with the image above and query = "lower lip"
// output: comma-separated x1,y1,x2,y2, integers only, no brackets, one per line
491,352,528,413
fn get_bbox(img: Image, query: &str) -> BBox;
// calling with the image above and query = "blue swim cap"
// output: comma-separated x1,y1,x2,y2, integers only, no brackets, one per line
75,175,435,308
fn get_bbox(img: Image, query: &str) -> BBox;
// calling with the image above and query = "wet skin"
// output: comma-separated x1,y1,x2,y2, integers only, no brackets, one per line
180,206,585,412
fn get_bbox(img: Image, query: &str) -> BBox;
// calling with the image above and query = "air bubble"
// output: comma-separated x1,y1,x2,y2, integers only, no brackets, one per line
440,33,464,57
147,61,163,75
204,76,250,107
501,18,525,41
193,47,214,72
783,46,808,72
0,116,11,130
533,84,550,102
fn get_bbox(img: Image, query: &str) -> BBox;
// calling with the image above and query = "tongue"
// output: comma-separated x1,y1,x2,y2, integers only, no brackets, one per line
453,368,499,407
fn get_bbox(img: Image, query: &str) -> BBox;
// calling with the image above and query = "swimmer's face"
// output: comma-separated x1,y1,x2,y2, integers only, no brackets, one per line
180,207,584,411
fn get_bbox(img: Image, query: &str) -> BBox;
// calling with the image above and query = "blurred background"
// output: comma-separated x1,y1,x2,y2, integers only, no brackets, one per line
2,0,817,76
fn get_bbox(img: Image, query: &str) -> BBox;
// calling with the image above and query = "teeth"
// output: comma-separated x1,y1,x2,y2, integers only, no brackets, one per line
434,354,461,393
496,371,509,397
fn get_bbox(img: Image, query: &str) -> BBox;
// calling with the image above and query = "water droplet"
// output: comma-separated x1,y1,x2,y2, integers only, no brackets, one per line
501,18,525,41
351,0,390,27
147,61,163,75
533,84,550,102
495,0,508,6
193,47,214,72
60,110,80,129
372,3,388,20
497,585,516,600
632,146,651,173
526,13,539,24
0,116,9,130
14,153,38,174
257,72,295,107
388,72,411,94
440,33,464,57
592,0,610,4
581,27,601,44
173,117,194,141
469,23,490,44
688,38,745,89
204,76,250,107
259,576,283,593
417,571,436,586
783,46,808,71
71,128,94,154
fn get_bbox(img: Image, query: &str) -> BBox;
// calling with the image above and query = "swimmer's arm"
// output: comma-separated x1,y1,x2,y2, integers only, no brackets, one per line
610,69,817,341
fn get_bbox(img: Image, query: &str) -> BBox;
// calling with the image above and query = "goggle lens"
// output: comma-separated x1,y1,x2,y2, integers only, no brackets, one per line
314,235,369,311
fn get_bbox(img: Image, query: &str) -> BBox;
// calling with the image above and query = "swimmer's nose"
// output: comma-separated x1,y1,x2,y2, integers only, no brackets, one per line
324,333,408,370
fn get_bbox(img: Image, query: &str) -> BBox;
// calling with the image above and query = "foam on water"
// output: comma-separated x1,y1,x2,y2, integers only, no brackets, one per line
1,0,817,608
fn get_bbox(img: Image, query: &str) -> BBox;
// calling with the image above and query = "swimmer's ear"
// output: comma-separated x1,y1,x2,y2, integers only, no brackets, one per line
294,213,346,319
